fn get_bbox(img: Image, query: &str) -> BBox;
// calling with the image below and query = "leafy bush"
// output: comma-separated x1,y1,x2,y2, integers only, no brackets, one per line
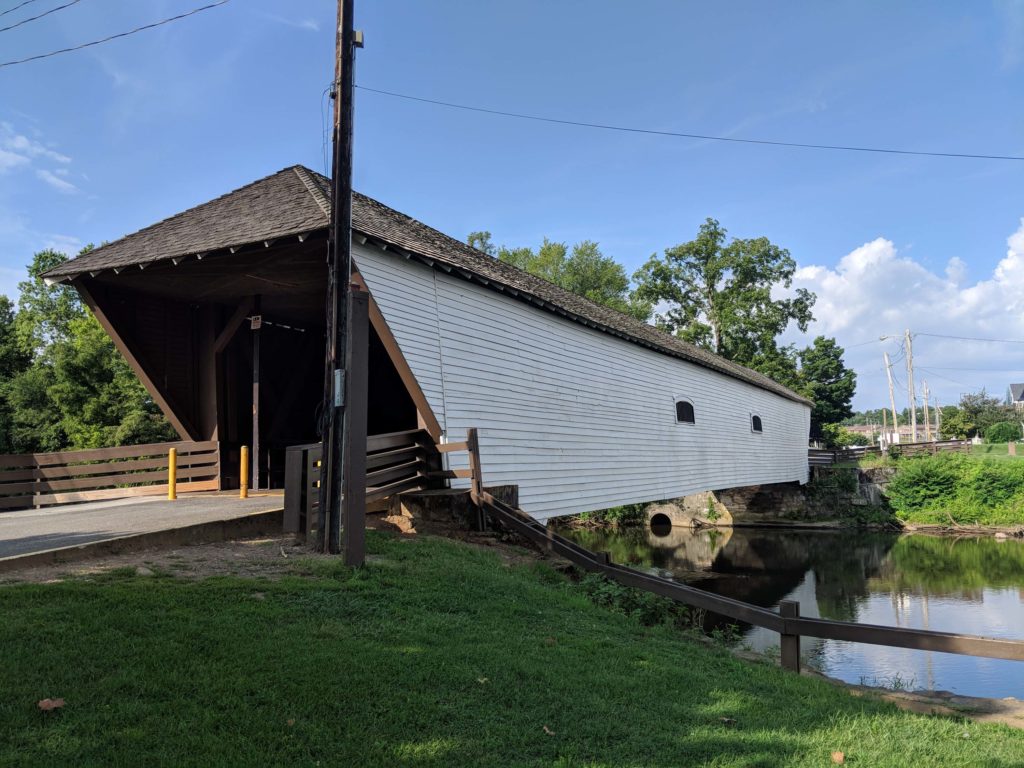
577,503,648,526
884,452,1024,525
984,421,1022,444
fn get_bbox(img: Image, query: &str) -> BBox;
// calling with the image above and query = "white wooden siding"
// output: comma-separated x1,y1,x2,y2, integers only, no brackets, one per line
356,244,811,522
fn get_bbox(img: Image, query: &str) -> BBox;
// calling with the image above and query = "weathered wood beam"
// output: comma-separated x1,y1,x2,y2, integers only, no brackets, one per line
351,268,443,441
213,297,255,354
76,281,199,441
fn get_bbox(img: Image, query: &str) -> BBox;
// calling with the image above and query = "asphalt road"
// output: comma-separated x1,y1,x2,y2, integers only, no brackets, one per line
0,493,284,558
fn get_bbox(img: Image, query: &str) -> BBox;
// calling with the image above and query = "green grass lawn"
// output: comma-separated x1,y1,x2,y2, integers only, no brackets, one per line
972,443,1024,460
2,533,1022,767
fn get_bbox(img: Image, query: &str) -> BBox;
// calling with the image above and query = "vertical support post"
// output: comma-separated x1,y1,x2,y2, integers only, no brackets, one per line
466,427,485,530
779,600,800,673
341,288,369,566
168,447,177,501
240,446,249,499
251,295,262,491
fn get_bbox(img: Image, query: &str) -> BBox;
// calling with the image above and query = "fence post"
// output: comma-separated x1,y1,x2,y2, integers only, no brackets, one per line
167,447,177,501
240,445,249,499
466,428,486,530
779,600,800,672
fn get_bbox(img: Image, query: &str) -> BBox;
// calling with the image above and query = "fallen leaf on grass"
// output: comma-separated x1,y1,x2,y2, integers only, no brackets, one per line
831,751,845,764
544,637,557,646
718,717,737,727
542,725,556,736
477,677,489,684
286,718,295,727
37,698,65,712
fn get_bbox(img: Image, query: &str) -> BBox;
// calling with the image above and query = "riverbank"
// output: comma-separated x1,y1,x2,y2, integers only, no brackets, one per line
3,531,1023,766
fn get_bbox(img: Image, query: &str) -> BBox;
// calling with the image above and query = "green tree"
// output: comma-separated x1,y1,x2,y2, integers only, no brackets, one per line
959,390,1013,436
467,233,651,321
5,249,177,452
939,407,974,440
0,295,31,452
985,421,1022,444
799,336,857,429
632,218,815,365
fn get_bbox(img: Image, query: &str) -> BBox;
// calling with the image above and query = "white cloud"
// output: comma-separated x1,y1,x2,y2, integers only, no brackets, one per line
36,169,78,194
786,219,1024,409
1,123,71,164
255,12,320,31
0,148,29,172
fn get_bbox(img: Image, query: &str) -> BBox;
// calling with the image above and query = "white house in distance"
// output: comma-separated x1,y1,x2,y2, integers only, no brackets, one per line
45,166,812,521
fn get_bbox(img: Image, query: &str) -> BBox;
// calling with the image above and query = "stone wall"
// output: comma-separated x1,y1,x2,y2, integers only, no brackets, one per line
645,467,893,528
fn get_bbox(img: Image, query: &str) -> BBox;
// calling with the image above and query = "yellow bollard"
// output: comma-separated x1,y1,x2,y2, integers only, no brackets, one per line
167,447,177,501
240,445,249,499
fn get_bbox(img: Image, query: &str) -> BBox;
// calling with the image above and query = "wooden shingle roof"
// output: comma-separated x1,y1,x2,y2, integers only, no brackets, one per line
46,166,812,406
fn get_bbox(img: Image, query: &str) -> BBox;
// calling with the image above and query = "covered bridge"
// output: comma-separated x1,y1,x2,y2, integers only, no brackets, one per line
44,166,812,521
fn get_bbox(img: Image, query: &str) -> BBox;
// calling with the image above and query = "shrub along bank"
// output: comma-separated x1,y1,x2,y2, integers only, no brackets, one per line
884,452,1024,526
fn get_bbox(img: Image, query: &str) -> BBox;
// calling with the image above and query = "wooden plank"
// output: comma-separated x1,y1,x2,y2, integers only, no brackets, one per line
0,478,221,509
0,455,218,483
213,297,255,354
436,441,468,454
283,446,305,534
0,465,218,496
365,445,423,470
365,458,423,488
0,441,218,468
366,474,426,504
366,429,427,453
788,616,1024,661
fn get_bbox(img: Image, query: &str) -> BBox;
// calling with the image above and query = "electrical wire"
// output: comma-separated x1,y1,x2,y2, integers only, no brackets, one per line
0,0,40,19
357,85,1024,163
0,0,230,69
915,331,1024,344
0,0,81,33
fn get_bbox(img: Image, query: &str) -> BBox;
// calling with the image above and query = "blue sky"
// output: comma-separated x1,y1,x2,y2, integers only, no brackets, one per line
1,0,1023,410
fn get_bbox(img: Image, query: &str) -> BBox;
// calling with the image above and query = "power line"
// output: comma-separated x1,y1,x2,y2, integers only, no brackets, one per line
0,0,81,34
0,0,41,19
357,85,1024,163
0,0,229,69
915,331,1024,344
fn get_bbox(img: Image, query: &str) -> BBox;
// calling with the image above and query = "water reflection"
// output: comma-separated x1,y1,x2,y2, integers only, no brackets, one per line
559,524,1024,699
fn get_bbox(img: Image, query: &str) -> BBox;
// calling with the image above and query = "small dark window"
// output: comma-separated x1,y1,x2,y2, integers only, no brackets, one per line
675,400,695,424
751,415,763,433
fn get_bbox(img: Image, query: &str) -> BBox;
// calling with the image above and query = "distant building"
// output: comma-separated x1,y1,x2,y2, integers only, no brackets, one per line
1009,384,1024,413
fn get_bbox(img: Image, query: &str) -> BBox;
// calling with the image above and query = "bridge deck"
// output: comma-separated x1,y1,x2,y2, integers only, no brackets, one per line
0,492,283,559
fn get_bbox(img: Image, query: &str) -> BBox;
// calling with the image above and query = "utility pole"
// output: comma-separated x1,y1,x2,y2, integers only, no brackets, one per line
319,0,364,558
882,409,888,448
935,397,942,439
883,352,900,444
904,329,917,443
922,380,932,441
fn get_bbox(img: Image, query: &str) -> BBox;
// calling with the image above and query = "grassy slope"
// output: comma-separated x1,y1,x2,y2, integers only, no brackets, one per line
1,533,1021,767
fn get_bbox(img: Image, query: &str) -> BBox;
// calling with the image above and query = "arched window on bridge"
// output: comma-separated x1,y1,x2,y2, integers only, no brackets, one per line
751,414,763,433
675,398,695,424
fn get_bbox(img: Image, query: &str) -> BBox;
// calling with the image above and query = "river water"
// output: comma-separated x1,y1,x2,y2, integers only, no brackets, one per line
557,524,1024,699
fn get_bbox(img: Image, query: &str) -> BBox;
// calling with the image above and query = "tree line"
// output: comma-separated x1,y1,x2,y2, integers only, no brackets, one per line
844,390,1023,443
468,218,857,434
0,249,177,455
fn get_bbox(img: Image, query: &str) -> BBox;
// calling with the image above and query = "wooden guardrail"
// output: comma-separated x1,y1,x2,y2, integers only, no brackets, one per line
810,439,972,467
284,429,439,537
445,429,1024,673
0,440,220,511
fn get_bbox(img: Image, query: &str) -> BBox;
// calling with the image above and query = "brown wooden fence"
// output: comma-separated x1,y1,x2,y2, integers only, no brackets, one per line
284,429,439,537
441,429,1024,673
0,440,220,512
809,439,971,467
